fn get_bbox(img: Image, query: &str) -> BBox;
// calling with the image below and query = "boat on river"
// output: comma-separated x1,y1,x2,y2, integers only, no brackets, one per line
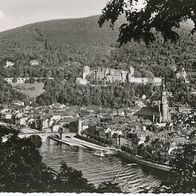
93,150,105,157
117,150,171,172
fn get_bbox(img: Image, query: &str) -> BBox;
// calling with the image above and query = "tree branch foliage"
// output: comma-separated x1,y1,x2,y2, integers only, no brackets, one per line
153,144,196,193
98,0,196,45
0,125,121,192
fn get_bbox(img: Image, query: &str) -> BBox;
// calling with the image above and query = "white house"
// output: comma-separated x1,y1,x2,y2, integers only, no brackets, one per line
4,114,12,120
52,125,60,132
42,118,50,130
12,100,25,107
51,115,61,121
4,61,14,68
76,78,89,85
19,117,29,126
0,109,12,115
30,60,39,66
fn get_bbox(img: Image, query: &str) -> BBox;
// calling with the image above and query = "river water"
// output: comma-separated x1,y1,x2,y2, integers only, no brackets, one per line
40,139,166,193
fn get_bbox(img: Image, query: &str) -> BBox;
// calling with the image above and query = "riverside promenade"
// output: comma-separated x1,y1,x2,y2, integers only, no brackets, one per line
50,136,116,153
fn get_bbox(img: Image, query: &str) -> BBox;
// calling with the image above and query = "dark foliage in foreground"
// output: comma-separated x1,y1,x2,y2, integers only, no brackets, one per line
152,144,196,193
99,0,196,45
0,125,121,192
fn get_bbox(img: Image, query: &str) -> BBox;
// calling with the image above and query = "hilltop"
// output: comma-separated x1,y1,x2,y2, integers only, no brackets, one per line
0,15,194,76
0,15,119,67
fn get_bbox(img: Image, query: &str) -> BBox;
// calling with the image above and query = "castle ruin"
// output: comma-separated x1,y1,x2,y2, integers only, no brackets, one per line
81,66,162,85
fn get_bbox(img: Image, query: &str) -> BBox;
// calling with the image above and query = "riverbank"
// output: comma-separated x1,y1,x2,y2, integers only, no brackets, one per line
72,136,172,172
117,150,171,172
50,135,171,172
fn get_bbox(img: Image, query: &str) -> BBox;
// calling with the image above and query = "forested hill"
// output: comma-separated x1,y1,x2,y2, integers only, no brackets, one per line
0,15,195,106
0,15,119,67
0,15,195,81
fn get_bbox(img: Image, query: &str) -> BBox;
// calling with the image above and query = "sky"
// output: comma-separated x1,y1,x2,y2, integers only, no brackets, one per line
0,0,109,32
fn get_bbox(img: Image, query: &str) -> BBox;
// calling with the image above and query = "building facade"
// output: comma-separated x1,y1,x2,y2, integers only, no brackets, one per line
82,66,162,85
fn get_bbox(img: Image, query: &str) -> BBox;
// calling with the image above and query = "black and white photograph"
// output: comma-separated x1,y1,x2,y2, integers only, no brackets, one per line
0,0,195,193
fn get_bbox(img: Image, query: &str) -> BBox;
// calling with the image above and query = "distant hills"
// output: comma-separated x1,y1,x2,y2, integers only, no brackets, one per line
0,15,194,70
0,15,119,67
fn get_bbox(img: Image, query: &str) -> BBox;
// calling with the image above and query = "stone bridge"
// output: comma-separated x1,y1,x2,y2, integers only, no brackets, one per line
18,131,76,142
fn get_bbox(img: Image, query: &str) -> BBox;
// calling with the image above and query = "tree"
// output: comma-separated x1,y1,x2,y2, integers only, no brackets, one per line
168,144,196,193
0,126,93,192
0,126,53,192
153,144,196,193
29,77,36,84
98,0,196,45
96,181,121,193
12,77,17,83
0,125,122,193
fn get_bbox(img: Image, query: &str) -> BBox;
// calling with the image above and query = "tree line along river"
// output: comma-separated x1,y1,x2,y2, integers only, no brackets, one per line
40,138,168,193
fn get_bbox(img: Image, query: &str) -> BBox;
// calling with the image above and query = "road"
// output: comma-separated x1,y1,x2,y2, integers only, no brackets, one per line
50,136,116,153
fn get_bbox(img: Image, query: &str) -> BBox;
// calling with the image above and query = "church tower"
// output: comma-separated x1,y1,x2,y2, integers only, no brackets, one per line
161,79,170,123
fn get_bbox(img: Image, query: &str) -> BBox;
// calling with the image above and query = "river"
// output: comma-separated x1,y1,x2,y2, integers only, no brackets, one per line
40,139,167,193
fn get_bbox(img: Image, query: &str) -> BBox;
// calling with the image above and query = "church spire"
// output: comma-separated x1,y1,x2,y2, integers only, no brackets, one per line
161,77,170,123
162,77,167,93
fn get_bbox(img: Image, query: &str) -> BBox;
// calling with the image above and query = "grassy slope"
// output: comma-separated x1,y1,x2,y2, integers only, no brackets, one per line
11,82,45,98
0,77,26,103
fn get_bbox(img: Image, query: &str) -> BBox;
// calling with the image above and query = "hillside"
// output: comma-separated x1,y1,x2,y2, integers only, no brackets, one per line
0,15,194,80
0,15,119,68
11,82,45,98
0,15,195,106
0,77,26,104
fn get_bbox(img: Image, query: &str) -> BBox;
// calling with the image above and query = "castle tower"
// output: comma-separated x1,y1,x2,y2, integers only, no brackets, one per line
77,119,82,135
182,67,189,83
83,66,91,79
129,66,134,77
161,79,170,123
127,66,134,83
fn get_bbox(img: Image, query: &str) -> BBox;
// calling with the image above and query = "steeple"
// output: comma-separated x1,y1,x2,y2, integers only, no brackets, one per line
161,78,167,104
162,77,166,92
161,78,170,123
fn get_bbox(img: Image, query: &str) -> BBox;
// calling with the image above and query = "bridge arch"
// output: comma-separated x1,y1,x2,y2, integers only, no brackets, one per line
18,132,76,143
18,132,61,143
